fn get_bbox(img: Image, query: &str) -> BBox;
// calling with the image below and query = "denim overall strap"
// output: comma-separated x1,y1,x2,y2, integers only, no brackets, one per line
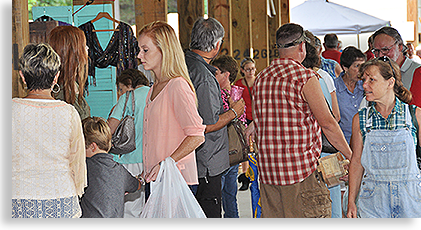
358,104,421,218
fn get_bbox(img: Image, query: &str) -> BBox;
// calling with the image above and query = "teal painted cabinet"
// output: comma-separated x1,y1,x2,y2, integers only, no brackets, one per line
32,4,118,119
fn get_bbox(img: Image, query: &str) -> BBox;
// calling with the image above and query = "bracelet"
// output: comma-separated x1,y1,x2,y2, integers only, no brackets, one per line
230,108,237,119
136,174,145,185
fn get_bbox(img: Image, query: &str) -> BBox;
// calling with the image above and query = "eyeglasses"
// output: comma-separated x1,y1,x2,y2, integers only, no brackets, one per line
244,67,256,73
377,56,396,79
371,41,397,56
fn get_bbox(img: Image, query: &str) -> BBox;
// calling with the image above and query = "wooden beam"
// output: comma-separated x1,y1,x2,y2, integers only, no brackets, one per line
268,0,281,63
227,0,251,67
73,0,115,5
135,0,167,36
12,0,29,98
177,0,204,50
250,0,269,72
407,0,418,44
280,0,289,25
208,0,232,56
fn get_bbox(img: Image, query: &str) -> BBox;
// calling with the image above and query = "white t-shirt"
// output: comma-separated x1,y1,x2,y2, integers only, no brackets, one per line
317,68,336,93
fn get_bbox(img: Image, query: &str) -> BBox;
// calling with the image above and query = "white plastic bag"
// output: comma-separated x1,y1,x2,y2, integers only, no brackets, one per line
140,157,206,218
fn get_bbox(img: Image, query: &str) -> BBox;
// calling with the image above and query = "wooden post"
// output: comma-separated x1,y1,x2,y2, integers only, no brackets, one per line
407,0,418,45
229,0,251,67
208,0,232,56
12,0,29,98
177,0,204,50
250,0,269,72
280,0,289,25
135,0,167,35
268,0,281,63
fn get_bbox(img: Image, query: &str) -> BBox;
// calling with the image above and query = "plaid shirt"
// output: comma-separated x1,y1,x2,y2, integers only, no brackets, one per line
320,56,338,80
253,58,321,186
359,97,417,145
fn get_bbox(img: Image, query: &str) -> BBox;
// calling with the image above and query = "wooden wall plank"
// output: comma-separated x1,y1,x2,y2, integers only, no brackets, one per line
135,0,167,35
250,0,269,72
280,0,290,25
268,0,281,63
177,0,205,50
208,0,232,56
228,0,251,65
407,0,418,44
12,0,29,98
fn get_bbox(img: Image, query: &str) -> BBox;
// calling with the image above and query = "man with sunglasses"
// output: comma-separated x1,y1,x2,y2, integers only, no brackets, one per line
371,26,421,107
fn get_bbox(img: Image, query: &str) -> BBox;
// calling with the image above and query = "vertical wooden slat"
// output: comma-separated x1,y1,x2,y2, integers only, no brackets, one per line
228,0,251,65
250,0,269,72
268,0,281,63
208,0,232,56
280,0,290,25
135,0,167,35
407,0,418,44
12,0,29,98
177,0,205,50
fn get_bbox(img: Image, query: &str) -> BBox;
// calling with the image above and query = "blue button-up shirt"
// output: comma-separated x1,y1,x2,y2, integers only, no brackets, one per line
334,72,365,143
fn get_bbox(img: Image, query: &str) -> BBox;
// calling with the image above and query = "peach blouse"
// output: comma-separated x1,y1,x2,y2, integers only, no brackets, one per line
143,77,205,185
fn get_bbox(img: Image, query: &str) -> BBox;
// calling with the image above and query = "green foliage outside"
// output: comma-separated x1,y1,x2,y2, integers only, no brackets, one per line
28,0,72,20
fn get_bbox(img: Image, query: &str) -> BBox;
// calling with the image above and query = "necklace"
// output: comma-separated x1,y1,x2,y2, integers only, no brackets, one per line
25,92,54,100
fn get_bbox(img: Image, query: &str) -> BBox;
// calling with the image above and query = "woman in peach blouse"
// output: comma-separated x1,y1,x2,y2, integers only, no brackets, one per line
138,21,205,193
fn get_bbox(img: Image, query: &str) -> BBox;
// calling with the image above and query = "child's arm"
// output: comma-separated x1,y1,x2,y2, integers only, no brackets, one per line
122,166,145,195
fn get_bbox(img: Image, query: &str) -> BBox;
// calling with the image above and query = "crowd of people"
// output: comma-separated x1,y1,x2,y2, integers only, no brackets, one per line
12,16,421,218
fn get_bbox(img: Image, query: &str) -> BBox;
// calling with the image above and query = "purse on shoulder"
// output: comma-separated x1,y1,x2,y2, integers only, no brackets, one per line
109,90,136,155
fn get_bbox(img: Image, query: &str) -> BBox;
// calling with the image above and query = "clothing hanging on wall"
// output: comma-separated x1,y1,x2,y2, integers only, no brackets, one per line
78,20,139,84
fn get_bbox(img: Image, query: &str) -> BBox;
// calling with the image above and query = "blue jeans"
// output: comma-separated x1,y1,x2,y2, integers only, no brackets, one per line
221,164,239,218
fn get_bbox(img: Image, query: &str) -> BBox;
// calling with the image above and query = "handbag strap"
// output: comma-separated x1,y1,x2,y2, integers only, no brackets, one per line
121,90,136,118
131,90,135,116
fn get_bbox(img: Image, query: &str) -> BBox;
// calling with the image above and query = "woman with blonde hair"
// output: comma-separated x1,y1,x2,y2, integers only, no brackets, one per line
137,21,205,199
48,25,91,120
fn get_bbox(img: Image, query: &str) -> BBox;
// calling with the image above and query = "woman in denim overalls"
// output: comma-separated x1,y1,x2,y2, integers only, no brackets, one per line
347,57,421,218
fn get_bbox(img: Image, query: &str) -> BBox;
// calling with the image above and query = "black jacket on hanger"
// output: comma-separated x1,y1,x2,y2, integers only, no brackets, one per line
79,21,139,82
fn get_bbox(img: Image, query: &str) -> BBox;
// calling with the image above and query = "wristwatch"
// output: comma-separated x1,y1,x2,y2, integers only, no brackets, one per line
136,174,146,185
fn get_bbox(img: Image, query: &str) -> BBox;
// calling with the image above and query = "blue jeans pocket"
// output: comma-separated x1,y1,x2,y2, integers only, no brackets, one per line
359,180,376,199
404,179,421,202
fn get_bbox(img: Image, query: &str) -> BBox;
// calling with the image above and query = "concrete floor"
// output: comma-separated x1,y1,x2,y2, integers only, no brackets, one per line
236,184,252,218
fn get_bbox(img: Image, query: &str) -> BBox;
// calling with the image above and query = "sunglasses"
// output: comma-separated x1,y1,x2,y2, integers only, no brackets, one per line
275,32,310,49
377,56,396,79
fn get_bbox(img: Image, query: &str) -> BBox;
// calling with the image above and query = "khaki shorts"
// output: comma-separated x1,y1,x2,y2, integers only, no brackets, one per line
260,170,331,218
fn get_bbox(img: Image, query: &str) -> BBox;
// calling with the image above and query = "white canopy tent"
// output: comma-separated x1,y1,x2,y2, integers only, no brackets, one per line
290,0,390,48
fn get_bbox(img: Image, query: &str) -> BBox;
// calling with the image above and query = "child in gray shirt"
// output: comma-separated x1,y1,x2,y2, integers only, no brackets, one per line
80,117,143,218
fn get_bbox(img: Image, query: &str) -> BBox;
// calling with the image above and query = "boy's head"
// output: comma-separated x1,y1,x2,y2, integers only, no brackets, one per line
82,117,112,154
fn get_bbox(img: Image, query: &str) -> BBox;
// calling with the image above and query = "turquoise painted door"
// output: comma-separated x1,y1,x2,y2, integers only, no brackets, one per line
32,6,72,24
32,4,118,119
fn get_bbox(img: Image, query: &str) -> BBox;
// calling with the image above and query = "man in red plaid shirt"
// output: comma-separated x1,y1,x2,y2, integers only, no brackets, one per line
252,23,352,218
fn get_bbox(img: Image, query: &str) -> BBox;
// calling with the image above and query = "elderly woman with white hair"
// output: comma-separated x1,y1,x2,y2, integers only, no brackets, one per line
12,43,86,218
